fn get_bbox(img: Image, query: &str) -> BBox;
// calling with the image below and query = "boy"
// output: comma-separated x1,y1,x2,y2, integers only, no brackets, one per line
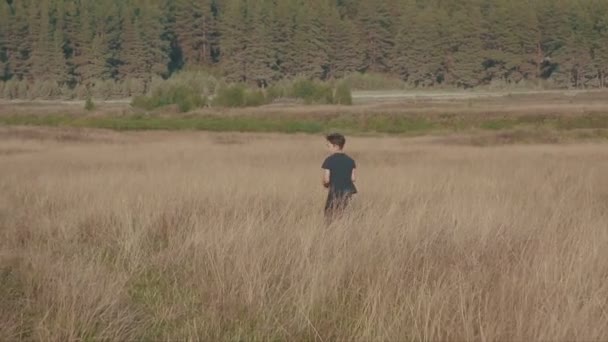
321,133,357,221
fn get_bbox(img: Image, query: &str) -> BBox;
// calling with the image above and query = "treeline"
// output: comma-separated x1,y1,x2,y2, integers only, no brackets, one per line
0,0,607,99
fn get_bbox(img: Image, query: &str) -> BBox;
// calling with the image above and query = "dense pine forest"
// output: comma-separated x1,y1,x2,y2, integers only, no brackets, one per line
0,0,607,99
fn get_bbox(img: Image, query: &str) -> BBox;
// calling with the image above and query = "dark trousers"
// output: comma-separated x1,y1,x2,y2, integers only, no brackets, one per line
324,191,353,222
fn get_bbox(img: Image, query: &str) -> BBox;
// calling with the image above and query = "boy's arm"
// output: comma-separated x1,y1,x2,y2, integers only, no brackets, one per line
322,169,330,188
351,168,356,183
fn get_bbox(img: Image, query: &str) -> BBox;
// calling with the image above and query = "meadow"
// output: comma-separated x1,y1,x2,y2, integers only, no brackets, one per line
1,125,608,341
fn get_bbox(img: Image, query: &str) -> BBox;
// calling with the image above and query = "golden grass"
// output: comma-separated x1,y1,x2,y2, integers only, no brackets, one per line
1,127,608,341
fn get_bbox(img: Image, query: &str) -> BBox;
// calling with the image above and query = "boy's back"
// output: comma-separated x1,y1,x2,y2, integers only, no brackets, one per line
322,153,357,195
321,133,357,220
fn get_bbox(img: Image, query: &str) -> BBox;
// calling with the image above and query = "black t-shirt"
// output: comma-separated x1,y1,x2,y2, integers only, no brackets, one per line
322,153,357,195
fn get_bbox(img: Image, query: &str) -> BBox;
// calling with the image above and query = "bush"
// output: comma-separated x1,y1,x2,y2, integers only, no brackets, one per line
91,80,120,100
3,80,17,99
131,96,153,110
131,84,206,113
17,81,28,99
212,84,246,107
123,78,146,97
150,70,219,98
334,81,353,105
290,79,334,104
174,89,206,112
85,96,95,111
266,82,289,102
29,80,63,99
244,90,267,107
211,85,270,108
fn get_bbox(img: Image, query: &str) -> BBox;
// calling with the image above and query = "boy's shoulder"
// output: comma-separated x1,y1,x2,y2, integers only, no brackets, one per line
341,153,355,163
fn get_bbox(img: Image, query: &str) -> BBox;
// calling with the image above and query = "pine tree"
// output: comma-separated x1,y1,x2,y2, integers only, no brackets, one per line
550,1,595,88
446,4,485,88
599,45,608,88
594,3,608,87
49,0,69,83
325,6,361,79
290,1,328,78
485,0,540,83
70,1,95,85
29,0,53,81
220,0,249,82
0,0,606,92
46,27,69,83
0,2,10,80
139,2,170,78
118,8,147,81
246,0,277,84
393,3,443,86
6,0,33,80
357,0,394,72
98,0,122,80
173,0,216,67
271,0,297,77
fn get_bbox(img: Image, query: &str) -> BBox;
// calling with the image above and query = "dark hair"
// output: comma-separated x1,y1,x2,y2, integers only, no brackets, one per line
326,133,346,149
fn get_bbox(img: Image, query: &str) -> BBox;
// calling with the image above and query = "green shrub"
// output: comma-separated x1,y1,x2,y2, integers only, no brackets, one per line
244,90,267,107
3,80,16,99
29,80,62,99
149,70,219,98
85,96,95,111
131,96,155,110
334,81,353,105
212,84,246,107
266,83,288,101
17,81,28,99
131,84,206,112
174,89,206,112
210,84,272,108
291,79,317,102
91,80,120,100
290,79,334,104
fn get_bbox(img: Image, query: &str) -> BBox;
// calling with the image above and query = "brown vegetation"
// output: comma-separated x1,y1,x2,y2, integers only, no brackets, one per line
1,127,608,340
2,89,608,118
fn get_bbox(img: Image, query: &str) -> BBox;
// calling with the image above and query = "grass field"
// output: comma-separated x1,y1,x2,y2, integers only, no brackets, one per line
1,126,608,341
2,90,608,139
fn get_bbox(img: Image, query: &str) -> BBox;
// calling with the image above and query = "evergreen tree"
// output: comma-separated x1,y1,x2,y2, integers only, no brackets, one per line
0,0,606,93
291,1,328,78
6,0,33,80
485,0,541,83
393,2,443,86
271,0,297,77
173,0,216,66
220,0,250,82
118,8,147,81
138,2,170,78
325,6,361,78
246,0,277,84
0,2,10,80
357,0,394,72
593,3,608,87
550,0,595,88
70,1,96,85
446,4,485,88
29,1,53,81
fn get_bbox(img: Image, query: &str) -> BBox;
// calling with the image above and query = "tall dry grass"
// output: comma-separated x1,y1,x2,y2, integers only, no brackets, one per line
1,127,608,341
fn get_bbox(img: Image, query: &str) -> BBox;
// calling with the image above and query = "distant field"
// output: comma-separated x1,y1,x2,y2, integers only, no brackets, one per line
1,90,608,142
1,127,607,340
